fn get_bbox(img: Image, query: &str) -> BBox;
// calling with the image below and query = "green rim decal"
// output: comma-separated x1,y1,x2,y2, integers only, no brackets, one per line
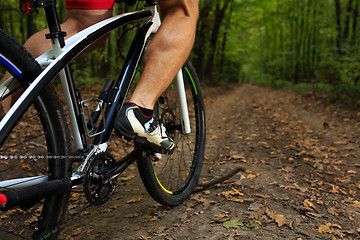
155,173,173,194
184,67,197,95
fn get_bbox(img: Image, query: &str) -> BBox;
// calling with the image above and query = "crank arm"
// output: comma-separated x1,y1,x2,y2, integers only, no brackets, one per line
99,149,140,184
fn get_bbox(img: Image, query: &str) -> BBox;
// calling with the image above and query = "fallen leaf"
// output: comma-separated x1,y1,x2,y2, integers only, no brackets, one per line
247,172,260,179
223,219,244,229
214,213,230,218
253,193,270,199
127,196,142,204
119,173,136,182
217,188,244,199
71,227,83,236
285,182,308,192
303,199,315,209
335,176,351,184
318,223,331,233
230,198,245,203
317,223,342,234
199,197,216,208
231,187,244,196
140,215,158,223
266,211,287,227
231,154,245,160
352,200,360,208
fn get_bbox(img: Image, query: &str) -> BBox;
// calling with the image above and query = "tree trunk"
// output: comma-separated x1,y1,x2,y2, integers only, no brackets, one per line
219,0,234,75
351,0,358,46
343,0,353,43
205,1,230,81
193,1,211,80
334,0,342,55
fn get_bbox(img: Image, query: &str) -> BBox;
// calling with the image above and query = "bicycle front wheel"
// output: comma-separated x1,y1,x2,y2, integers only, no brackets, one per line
0,29,71,239
137,60,205,206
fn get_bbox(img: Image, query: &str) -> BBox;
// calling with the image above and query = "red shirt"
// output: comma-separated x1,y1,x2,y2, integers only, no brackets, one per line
65,0,115,9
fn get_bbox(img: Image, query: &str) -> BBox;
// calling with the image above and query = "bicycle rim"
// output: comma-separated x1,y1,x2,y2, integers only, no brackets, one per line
0,30,71,239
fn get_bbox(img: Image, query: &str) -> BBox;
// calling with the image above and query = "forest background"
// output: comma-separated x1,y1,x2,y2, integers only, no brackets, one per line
1,0,360,103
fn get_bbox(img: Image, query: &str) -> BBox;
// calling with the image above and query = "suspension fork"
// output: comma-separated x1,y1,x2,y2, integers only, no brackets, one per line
174,70,191,134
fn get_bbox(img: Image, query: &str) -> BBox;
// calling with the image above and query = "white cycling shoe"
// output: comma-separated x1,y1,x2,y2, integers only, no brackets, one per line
114,102,175,154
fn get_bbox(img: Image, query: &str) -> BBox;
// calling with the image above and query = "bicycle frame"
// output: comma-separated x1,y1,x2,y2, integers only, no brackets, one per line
0,1,191,191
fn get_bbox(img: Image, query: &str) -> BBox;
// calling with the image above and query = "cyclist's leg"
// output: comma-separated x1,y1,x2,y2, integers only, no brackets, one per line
24,9,113,58
129,0,199,109
115,0,199,152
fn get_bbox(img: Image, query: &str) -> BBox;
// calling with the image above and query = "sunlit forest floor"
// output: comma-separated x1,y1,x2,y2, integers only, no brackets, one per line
57,84,359,240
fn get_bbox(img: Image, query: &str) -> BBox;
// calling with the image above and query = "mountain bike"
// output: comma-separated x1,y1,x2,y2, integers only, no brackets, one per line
0,0,205,239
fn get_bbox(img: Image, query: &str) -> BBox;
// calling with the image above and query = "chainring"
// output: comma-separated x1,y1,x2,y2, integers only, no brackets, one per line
83,152,117,205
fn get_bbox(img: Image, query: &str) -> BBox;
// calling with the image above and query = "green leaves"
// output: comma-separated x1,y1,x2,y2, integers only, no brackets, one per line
223,219,244,229
223,219,261,229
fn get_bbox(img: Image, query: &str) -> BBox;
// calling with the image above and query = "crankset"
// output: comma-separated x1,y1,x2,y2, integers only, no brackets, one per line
83,152,117,205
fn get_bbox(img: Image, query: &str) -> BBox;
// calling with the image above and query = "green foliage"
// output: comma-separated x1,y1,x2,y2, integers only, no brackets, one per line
1,0,360,103
206,0,360,103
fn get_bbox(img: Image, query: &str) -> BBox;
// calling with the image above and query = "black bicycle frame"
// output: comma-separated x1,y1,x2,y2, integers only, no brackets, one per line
94,22,152,144
0,2,153,147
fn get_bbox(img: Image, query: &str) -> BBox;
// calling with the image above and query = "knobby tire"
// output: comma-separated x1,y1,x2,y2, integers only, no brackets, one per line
137,60,206,206
0,29,71,240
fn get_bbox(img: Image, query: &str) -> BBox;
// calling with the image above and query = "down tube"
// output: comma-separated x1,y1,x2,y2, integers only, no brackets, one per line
93,22,153,145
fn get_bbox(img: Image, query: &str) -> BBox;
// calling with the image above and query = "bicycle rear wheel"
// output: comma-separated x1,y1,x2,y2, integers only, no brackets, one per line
137,60,205,206
0,29,71,239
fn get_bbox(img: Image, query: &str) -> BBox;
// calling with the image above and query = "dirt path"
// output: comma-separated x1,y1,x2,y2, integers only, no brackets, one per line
61,84,360,240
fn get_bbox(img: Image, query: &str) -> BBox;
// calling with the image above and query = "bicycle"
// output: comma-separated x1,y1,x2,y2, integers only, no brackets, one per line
0,0,205,239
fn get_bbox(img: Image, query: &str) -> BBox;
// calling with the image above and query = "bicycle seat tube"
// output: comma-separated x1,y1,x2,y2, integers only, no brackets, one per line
41,0,88,149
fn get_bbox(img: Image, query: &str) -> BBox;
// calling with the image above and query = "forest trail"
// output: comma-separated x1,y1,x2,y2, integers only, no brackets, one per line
61,84,360,240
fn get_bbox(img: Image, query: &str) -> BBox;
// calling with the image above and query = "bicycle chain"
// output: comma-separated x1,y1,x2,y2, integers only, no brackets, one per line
0,154,84,160
0,154,88,239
